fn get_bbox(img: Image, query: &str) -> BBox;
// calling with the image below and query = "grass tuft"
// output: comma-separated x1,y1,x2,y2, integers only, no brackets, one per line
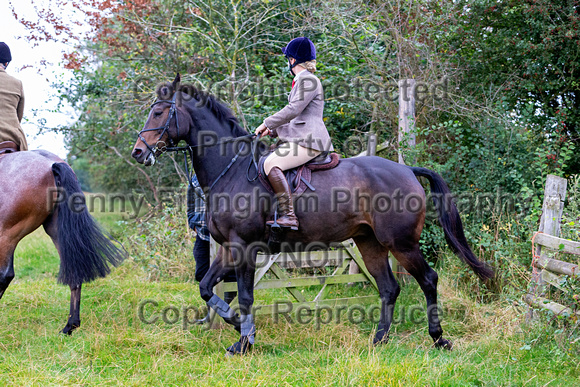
1,200,579,385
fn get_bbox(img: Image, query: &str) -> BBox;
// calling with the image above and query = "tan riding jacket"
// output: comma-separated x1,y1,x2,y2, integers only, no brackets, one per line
264,70,333,152
0,67,27,151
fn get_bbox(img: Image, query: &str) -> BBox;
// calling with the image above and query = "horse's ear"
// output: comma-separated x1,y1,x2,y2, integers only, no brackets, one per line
172,73,181,91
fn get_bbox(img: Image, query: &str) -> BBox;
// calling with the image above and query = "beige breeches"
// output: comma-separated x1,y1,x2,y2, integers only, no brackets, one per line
264,142,321,175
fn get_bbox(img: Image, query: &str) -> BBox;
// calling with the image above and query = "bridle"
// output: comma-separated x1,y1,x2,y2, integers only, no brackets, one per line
137,93,180,165
136,92,260,190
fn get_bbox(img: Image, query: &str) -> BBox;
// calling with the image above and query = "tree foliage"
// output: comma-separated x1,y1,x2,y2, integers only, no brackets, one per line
447,0,580,173
10,0,579,290
13,0,578,199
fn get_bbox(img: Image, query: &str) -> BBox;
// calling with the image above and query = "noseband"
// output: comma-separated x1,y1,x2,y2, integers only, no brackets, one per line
137,94,180,162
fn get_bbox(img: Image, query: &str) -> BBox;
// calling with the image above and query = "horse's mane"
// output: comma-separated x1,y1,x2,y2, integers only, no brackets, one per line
157,81,249,138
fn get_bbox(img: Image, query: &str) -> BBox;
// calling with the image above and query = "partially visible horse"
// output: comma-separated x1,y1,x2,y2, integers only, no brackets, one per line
0,150,125,334
132,76,493,355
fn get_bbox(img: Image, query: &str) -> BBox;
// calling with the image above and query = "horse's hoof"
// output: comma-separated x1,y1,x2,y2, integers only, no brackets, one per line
434,337,453,350
225,337,253,356
61,325,78,335
373,330,389,345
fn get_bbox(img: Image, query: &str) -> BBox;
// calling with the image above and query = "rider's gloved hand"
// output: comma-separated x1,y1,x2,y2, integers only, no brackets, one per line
254,123,271,138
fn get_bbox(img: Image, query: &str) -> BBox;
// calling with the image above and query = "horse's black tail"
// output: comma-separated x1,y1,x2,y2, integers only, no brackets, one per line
51,162,126,286
410,166,494,281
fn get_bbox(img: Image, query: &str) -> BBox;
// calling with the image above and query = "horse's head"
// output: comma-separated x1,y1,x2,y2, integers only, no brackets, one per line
132,74,189,166
133,74,256,172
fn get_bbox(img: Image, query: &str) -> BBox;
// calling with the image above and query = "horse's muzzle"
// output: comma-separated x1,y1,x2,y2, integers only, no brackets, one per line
131,147,146,164
144,152,156,166
132,147,157,166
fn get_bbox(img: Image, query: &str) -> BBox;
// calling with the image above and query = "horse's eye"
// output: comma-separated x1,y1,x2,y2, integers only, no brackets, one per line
154,111,163,118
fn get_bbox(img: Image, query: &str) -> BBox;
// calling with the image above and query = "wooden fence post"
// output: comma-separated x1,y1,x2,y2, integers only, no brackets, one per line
398,79,416,166
526,174,568,321
395,79,416,280
367,103,379,157
537,175,568,238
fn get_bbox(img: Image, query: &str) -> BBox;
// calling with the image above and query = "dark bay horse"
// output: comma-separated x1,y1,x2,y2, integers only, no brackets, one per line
131,76,493,355
0,150,125,334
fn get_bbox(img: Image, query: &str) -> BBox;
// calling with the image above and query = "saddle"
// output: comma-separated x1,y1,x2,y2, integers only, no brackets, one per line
257,151,341,196
0,141,18,156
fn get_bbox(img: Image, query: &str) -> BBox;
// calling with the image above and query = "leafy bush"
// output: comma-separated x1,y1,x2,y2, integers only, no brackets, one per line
121,198,196,282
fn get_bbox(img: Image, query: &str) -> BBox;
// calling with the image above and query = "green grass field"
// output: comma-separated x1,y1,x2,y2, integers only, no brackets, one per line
1,206,578,386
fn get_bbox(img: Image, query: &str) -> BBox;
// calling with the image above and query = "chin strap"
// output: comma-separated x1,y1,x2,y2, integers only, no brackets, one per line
288,58,299,76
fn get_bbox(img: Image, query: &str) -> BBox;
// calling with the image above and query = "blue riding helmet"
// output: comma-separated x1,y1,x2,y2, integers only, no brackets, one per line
0,42,12,64
282,37,315,75
282,37,316,63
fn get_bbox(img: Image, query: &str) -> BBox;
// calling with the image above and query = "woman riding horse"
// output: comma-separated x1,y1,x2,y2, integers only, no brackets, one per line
132,81,494,355
254,37,333,230
0,42,28,153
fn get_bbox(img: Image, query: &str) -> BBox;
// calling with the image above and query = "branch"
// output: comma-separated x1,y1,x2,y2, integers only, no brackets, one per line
100,139,161,208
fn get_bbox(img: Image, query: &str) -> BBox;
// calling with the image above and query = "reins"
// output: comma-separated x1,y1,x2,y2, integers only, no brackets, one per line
163,134,258,191
246,136,261,182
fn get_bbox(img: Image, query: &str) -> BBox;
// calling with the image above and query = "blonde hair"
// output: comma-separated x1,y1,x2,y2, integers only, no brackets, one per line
300,60,317,73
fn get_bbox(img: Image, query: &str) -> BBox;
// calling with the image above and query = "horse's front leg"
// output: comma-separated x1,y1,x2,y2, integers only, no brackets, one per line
199,246,241,332
61,284,81,335
226,241,257,356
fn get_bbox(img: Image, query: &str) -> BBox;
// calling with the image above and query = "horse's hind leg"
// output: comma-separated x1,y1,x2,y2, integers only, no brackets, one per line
60,283,82,335
0,244,16,301
43,211,82,335
389,244,452,350
353,235,400,345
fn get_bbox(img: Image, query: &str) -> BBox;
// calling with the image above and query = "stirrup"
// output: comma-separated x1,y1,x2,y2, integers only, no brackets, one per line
266,209,298,231
266,219,298,231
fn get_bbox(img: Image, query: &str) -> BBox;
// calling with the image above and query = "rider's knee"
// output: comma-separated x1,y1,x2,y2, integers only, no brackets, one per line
264,156,277,175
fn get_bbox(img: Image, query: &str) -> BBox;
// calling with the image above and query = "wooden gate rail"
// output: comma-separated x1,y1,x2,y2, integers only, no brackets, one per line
211,240,380,320
525,233,580,316
525,174,580,319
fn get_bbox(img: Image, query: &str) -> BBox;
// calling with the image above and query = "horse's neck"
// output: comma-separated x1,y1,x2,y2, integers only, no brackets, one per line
183,98,252,190
187,131,250,191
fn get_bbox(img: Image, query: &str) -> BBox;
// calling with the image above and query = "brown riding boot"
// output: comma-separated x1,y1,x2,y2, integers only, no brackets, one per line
266,166,299,230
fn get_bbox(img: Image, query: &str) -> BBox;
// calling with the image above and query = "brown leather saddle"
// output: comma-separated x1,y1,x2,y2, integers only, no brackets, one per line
0,141,19,156
257,151,341,196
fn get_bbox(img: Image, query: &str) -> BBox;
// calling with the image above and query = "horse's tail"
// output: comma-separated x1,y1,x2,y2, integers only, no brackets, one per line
410,166,494,281
51,162,126,286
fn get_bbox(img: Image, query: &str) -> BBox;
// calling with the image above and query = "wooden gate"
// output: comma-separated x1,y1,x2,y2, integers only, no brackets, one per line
210,240,380,321
525,174,580,318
